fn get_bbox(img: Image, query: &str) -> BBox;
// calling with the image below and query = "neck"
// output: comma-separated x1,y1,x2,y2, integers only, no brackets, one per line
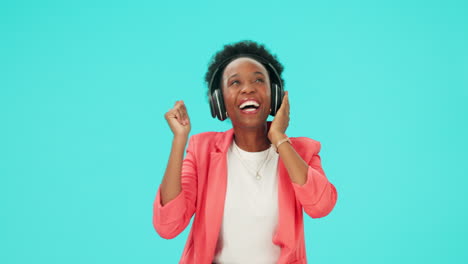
233,123,271,152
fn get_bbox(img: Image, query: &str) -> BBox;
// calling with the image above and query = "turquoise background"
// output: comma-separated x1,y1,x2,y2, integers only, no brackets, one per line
1,0,467,263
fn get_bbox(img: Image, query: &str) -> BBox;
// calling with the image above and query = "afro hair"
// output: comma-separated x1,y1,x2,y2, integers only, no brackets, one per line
204,40,285,98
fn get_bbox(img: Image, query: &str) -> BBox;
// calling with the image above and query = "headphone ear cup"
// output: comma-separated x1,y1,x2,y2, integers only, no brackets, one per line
270,83,284,116
213,89,227,121
209,92,216,118
270,83,276,116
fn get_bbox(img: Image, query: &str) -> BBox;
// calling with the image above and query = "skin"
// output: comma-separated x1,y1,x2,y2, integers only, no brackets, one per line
221,57,272,152
160,57,309,206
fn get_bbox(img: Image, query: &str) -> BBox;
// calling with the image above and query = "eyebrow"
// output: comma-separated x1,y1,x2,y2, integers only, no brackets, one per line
228,71,265,80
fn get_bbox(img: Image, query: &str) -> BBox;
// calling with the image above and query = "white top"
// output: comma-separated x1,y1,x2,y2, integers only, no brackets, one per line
213,140,281,264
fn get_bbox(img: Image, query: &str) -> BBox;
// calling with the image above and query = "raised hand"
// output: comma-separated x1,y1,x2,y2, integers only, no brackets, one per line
268,91,290,145
165,100,191,139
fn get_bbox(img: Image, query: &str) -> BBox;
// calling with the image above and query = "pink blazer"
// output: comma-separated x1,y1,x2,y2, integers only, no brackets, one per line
153,127,338,264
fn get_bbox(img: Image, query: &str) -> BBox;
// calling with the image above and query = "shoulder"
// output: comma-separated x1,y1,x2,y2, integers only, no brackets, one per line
187,131,228,152
190,131,220,141
189,131,223,143
289,136,322,156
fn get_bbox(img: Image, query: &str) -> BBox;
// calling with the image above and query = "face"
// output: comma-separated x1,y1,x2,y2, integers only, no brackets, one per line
221,57,271,129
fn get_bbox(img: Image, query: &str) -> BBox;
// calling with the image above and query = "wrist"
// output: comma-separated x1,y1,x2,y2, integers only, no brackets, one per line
173,134,188,145
271,135,291,153
269,132,287,146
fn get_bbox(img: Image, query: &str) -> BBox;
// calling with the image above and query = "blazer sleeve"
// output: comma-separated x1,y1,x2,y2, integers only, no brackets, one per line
291,141,338,219
152,135,198,239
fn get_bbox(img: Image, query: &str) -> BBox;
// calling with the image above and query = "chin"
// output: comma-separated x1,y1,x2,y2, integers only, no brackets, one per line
232,113,268,128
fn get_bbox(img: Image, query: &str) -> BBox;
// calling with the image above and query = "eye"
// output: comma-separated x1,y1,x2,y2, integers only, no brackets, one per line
230,80,239,86
255,78,264,83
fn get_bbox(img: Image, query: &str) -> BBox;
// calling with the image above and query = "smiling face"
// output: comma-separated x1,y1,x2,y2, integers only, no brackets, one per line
221,57,271,129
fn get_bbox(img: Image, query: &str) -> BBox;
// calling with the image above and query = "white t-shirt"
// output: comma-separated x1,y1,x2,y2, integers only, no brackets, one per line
213,140,281,264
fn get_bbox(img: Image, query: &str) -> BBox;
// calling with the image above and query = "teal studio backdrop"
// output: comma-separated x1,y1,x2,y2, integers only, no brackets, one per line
1,0,467,263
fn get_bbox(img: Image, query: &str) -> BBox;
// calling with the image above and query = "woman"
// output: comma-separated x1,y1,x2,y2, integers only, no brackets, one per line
153,40,338,264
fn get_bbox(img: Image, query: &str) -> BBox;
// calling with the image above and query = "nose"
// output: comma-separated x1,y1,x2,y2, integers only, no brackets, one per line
240,83,256,94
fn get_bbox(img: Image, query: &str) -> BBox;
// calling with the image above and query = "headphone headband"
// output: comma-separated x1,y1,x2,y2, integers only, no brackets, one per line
208,53,283,95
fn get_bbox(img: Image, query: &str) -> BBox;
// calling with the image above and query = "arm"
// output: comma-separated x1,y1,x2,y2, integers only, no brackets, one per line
268,92,337,218
153,100,197,239
160,135,186,206
153,135,198,239
276,140,338,218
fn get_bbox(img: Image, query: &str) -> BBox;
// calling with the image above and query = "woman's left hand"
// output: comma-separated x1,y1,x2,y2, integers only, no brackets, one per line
268,91,290,145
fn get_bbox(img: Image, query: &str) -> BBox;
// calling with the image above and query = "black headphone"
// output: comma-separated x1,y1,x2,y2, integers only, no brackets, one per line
208,53,284,121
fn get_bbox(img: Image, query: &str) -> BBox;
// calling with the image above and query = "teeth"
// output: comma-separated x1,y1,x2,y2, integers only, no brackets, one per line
239,100,260,109
242,108,257,112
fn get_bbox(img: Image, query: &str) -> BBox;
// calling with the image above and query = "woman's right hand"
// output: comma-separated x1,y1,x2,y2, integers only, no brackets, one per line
165,100,191,138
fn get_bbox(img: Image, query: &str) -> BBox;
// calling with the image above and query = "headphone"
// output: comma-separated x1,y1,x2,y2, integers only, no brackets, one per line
208,53,284,121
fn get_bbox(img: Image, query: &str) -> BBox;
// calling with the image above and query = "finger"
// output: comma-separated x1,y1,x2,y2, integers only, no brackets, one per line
280,92,288,108
178,101,186,115
280,99,289,115
165,107,177,119
167,110,179,124
167,101,179,118
177,101,186,124
174,100,184,115
180,109,187,125
176,108,184,125
172,101,181,114
181,104,189,124
176,100,185,110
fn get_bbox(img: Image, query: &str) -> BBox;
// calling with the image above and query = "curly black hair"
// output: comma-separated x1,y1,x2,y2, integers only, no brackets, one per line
204,40,285,98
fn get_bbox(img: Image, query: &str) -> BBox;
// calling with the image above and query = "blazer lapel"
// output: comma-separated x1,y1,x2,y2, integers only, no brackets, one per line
273,154,297,257
203,129,234,261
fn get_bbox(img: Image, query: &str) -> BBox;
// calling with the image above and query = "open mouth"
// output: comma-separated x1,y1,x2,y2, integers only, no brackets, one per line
239,100,260,114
